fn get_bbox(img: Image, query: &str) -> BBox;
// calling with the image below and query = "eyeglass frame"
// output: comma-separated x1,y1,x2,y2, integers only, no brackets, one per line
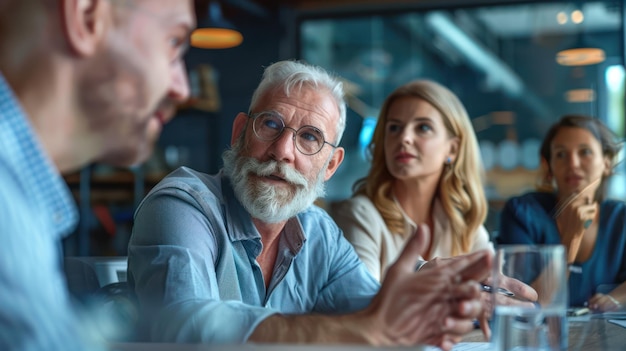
247,111,338,156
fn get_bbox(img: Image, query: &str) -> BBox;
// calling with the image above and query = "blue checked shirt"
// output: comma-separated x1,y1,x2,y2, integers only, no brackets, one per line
0,73,102,350
128,167,379,343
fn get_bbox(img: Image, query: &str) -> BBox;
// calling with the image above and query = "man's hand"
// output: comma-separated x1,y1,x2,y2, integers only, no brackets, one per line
421,253,538,342
362,224,491,351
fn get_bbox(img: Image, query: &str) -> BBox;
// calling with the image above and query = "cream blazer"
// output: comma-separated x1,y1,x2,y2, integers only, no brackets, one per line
332,194,494,282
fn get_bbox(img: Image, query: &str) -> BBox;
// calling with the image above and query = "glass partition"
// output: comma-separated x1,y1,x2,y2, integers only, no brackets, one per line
299,1,625,231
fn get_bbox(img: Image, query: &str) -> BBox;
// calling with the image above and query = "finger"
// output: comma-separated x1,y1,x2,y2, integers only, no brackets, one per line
588,295,603,312
439,334,464,351
494,291,537,308
477,289,493,338
420,256,448,271
430,336,455,351
449,280,482,301
420,251,484,270
588,293,602,306
500,275,539,302
439,338,457,351
434,250,491,281
457,251,493,282
594,298,611,312
455,299,484,319
588,295,618,312
583,195,591,205
577,206,596,221
392,224,431,275
579,203,597,211
479,313,491,340
441,316,475,336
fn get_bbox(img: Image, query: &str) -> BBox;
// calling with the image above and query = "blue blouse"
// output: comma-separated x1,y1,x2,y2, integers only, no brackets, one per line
498,192,626,306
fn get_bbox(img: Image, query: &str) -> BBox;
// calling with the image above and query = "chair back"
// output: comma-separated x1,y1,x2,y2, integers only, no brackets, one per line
64,256,137,341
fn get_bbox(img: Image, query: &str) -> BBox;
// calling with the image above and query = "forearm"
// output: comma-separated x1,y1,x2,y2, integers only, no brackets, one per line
608,281,626,304
146,299,278,343
249,311,378,344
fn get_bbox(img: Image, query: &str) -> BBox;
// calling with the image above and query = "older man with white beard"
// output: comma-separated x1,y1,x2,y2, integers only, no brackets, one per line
128,60,494,350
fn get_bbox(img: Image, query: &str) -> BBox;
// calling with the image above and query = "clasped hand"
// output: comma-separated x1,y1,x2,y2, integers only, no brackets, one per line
363,224,491,350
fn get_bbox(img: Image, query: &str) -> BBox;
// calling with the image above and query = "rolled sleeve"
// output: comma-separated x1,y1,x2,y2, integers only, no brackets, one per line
312,222,378,313
130,246,276,343
128,180,276,343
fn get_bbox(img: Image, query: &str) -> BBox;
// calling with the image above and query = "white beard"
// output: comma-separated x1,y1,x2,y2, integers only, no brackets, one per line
222,140,327,223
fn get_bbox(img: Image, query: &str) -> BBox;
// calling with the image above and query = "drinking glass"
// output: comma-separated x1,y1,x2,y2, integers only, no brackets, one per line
491,245,568,351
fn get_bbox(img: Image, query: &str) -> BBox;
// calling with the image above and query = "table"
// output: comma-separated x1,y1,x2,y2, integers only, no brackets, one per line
111,317,626,351
462,316,626,350
111,344,427,351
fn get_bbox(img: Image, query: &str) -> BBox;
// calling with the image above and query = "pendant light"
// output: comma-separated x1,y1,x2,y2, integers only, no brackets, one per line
191,1,243,49
555,5,605,66
556,35,605,66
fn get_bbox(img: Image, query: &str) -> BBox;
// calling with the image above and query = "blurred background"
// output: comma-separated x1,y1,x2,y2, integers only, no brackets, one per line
63,0,626,257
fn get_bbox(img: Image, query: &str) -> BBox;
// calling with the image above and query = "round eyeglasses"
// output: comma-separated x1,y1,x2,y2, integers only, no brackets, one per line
249,111,337,155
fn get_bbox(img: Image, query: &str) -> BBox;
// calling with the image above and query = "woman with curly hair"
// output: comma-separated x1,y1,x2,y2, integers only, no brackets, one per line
333,79,493,282
498,115,626,311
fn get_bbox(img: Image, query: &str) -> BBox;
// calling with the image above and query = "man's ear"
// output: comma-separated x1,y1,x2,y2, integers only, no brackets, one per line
231,112,249,145
324,147,345,181
61,0,108,57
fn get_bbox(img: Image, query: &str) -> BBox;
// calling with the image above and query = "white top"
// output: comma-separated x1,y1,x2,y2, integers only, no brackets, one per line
332,194,494,281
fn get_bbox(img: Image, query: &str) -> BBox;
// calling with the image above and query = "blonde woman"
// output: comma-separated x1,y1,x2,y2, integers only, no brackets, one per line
333,79,493,281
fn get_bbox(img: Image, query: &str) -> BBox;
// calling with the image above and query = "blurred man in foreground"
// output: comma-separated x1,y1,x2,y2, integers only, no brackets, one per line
0,0,195,349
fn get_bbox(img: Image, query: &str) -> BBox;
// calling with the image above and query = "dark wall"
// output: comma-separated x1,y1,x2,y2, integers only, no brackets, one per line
159,13,287,174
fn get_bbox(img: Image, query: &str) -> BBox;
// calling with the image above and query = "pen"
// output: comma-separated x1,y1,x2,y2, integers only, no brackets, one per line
482,284,539,305
569,307,590,316
481,284,515,297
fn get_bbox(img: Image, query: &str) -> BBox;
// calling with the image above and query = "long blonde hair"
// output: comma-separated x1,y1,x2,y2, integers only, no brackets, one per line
354,80,487,256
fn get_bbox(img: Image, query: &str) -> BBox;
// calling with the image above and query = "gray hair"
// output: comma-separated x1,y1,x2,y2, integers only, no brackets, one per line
248,60,347,144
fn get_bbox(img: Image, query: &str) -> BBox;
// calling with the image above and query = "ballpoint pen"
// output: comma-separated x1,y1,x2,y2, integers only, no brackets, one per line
481,284,538,304
481,284,515,297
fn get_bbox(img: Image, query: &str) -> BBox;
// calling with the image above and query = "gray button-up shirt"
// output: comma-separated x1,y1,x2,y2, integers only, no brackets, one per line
128,167,379,344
